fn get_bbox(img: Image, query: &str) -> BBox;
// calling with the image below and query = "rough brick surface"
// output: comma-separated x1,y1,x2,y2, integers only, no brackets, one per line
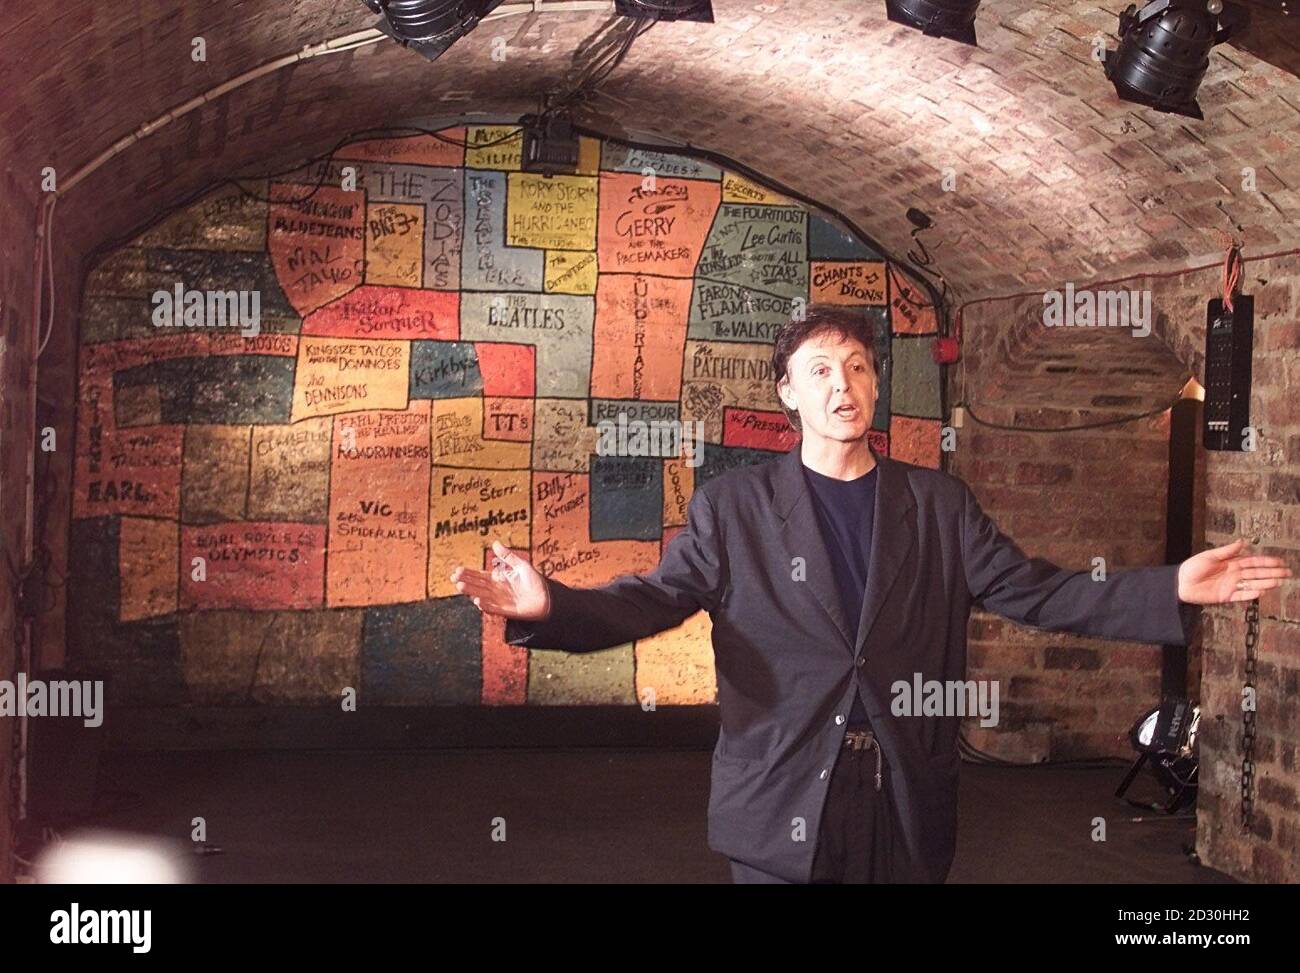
1,0,1297,884
0,1,1297,298
953,253,1299,883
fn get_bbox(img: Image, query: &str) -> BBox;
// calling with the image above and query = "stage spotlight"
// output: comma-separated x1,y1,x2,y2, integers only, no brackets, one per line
1115,700,1201,813
1101,0,1251,119
884,0,981,45
35,829,194,884
520,112,581,176
361,0,506,61
613,0,715,22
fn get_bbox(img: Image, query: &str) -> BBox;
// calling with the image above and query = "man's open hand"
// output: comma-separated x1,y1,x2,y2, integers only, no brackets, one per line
1177,538,1293,605
450,540,552,621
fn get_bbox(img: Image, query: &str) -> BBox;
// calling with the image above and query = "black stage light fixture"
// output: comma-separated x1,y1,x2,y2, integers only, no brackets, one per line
520,112,581,176
613,0,715,22
1115,699,1201,814
885,0,981,45
361,0,507,61
1102,0,1251,119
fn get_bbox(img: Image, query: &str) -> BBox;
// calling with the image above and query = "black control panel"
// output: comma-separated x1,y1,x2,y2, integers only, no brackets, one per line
1203,295,1253,451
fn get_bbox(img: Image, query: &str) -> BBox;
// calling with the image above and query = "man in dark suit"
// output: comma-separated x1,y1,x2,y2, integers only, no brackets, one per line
450,304,1291,884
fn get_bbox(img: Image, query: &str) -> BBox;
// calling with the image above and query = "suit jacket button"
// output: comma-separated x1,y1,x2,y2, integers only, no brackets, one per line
835,715,845,725
856,656,866,667
819,769,829,780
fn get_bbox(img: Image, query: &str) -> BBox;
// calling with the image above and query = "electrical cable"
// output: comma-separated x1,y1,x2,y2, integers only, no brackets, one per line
954,246,1300,323
957,732,1133,769
1223,243,1243,312
36,196,58,358
962,397,1182,433
551,15,656,114
220,125,522,207
617,0,704,13
951,246,1300,437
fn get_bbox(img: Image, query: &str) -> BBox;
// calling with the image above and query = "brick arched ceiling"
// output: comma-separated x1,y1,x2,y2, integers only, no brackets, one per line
2,0,1298,300
976,307,1191,408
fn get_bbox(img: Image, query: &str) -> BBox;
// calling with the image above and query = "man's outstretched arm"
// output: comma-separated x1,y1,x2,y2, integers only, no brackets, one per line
960,481,1199,645
500,485,728,653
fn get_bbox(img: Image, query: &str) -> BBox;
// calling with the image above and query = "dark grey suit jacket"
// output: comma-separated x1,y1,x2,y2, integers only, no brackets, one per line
505,442,1199,883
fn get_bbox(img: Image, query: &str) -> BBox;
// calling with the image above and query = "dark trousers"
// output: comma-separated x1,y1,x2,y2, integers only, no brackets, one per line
730,730,901,884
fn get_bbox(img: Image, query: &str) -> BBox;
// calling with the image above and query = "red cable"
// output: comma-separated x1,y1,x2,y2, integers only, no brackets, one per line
955,246,1300,321
1222,245,1242,313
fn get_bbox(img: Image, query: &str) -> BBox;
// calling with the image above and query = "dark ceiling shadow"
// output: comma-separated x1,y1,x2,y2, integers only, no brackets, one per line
1227,1,1300,78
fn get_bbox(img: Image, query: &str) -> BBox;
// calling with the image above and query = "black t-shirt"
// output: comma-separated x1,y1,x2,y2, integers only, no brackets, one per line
802,462,879,726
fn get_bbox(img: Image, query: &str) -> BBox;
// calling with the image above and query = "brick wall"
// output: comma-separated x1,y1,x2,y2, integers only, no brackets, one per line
41,125,945,713
4,3,1298,305
951,252,1300,882
1194,255,1300,883
957,412,1180,760
2,0,1297,885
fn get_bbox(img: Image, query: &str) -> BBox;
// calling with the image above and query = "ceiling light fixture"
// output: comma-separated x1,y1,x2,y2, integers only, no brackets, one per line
613,0,714,22
1101,0,1251,119
361,0,506,61
884,0,981,45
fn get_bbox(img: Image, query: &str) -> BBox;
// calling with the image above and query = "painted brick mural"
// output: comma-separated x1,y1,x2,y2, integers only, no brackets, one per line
70,124,943,707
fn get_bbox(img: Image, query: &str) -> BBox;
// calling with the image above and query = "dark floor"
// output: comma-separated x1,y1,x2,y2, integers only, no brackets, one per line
76,750,1234,883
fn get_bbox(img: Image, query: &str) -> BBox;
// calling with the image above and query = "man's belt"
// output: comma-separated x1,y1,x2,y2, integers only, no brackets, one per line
842,727,883,791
